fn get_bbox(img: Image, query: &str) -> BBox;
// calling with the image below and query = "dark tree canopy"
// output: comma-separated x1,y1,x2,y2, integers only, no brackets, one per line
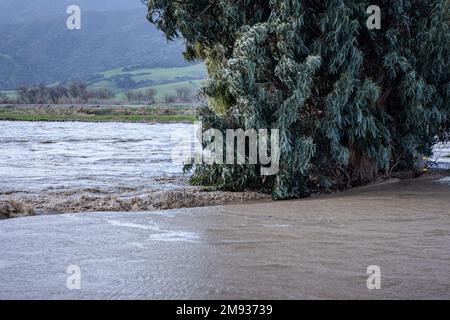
146,0,450,199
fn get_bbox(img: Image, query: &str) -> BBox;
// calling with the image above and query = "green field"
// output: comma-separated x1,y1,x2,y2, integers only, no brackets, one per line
89,63,206,101
0,90,18,99
0,106,197,123
101,64,205,80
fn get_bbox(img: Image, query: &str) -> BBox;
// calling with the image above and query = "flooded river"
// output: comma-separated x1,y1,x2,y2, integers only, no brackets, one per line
0,121,449,216
0,121,449,299
0,121,190,194
0,121,266,216
2,121,449,195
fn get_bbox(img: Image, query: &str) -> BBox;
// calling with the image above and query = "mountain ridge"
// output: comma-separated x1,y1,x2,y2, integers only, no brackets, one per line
0,1,188,89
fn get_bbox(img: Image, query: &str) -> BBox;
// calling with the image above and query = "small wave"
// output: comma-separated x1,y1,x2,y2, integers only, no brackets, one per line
92,158,155,164
111,139,154,144
0,139,29,144
106,219,160,231
106,219,200,243
148,231,200,243
129,242,146,249
438,177,450,185
263,224,294,228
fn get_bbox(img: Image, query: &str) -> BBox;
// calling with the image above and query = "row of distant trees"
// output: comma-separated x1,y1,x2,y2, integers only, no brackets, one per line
0,82,198,104
124,86,197,103
123,88,156,103
11,82,115,104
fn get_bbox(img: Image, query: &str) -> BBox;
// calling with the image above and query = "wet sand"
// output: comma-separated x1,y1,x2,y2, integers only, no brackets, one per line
0,173,449,299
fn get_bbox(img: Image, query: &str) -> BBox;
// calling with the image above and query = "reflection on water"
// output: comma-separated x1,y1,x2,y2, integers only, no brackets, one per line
0,121,194,196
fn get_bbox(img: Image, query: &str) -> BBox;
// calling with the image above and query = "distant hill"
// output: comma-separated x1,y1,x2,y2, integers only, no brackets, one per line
0,1,189,89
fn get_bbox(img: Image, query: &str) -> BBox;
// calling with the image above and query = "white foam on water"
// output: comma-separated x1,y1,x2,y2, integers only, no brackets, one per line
148,231,200,243
264,224,293,228
148,211,177,218
106,219,160,231
106,218,201,243
438,177,450,186
129,242,146,249
432,143,450,169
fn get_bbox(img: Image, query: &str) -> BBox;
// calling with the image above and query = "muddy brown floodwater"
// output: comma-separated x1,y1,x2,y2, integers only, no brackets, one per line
0,173,449,299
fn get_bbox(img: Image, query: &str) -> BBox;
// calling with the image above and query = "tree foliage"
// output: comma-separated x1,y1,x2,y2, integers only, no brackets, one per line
146,0,450,199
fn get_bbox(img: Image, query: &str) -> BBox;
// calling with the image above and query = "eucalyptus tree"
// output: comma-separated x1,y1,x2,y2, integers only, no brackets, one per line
146,0,450,199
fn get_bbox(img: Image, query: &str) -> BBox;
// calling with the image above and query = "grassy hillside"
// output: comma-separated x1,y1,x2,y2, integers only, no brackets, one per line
100,64,205,79
88,63,205,89
0,90,17,99
86,64,206,102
